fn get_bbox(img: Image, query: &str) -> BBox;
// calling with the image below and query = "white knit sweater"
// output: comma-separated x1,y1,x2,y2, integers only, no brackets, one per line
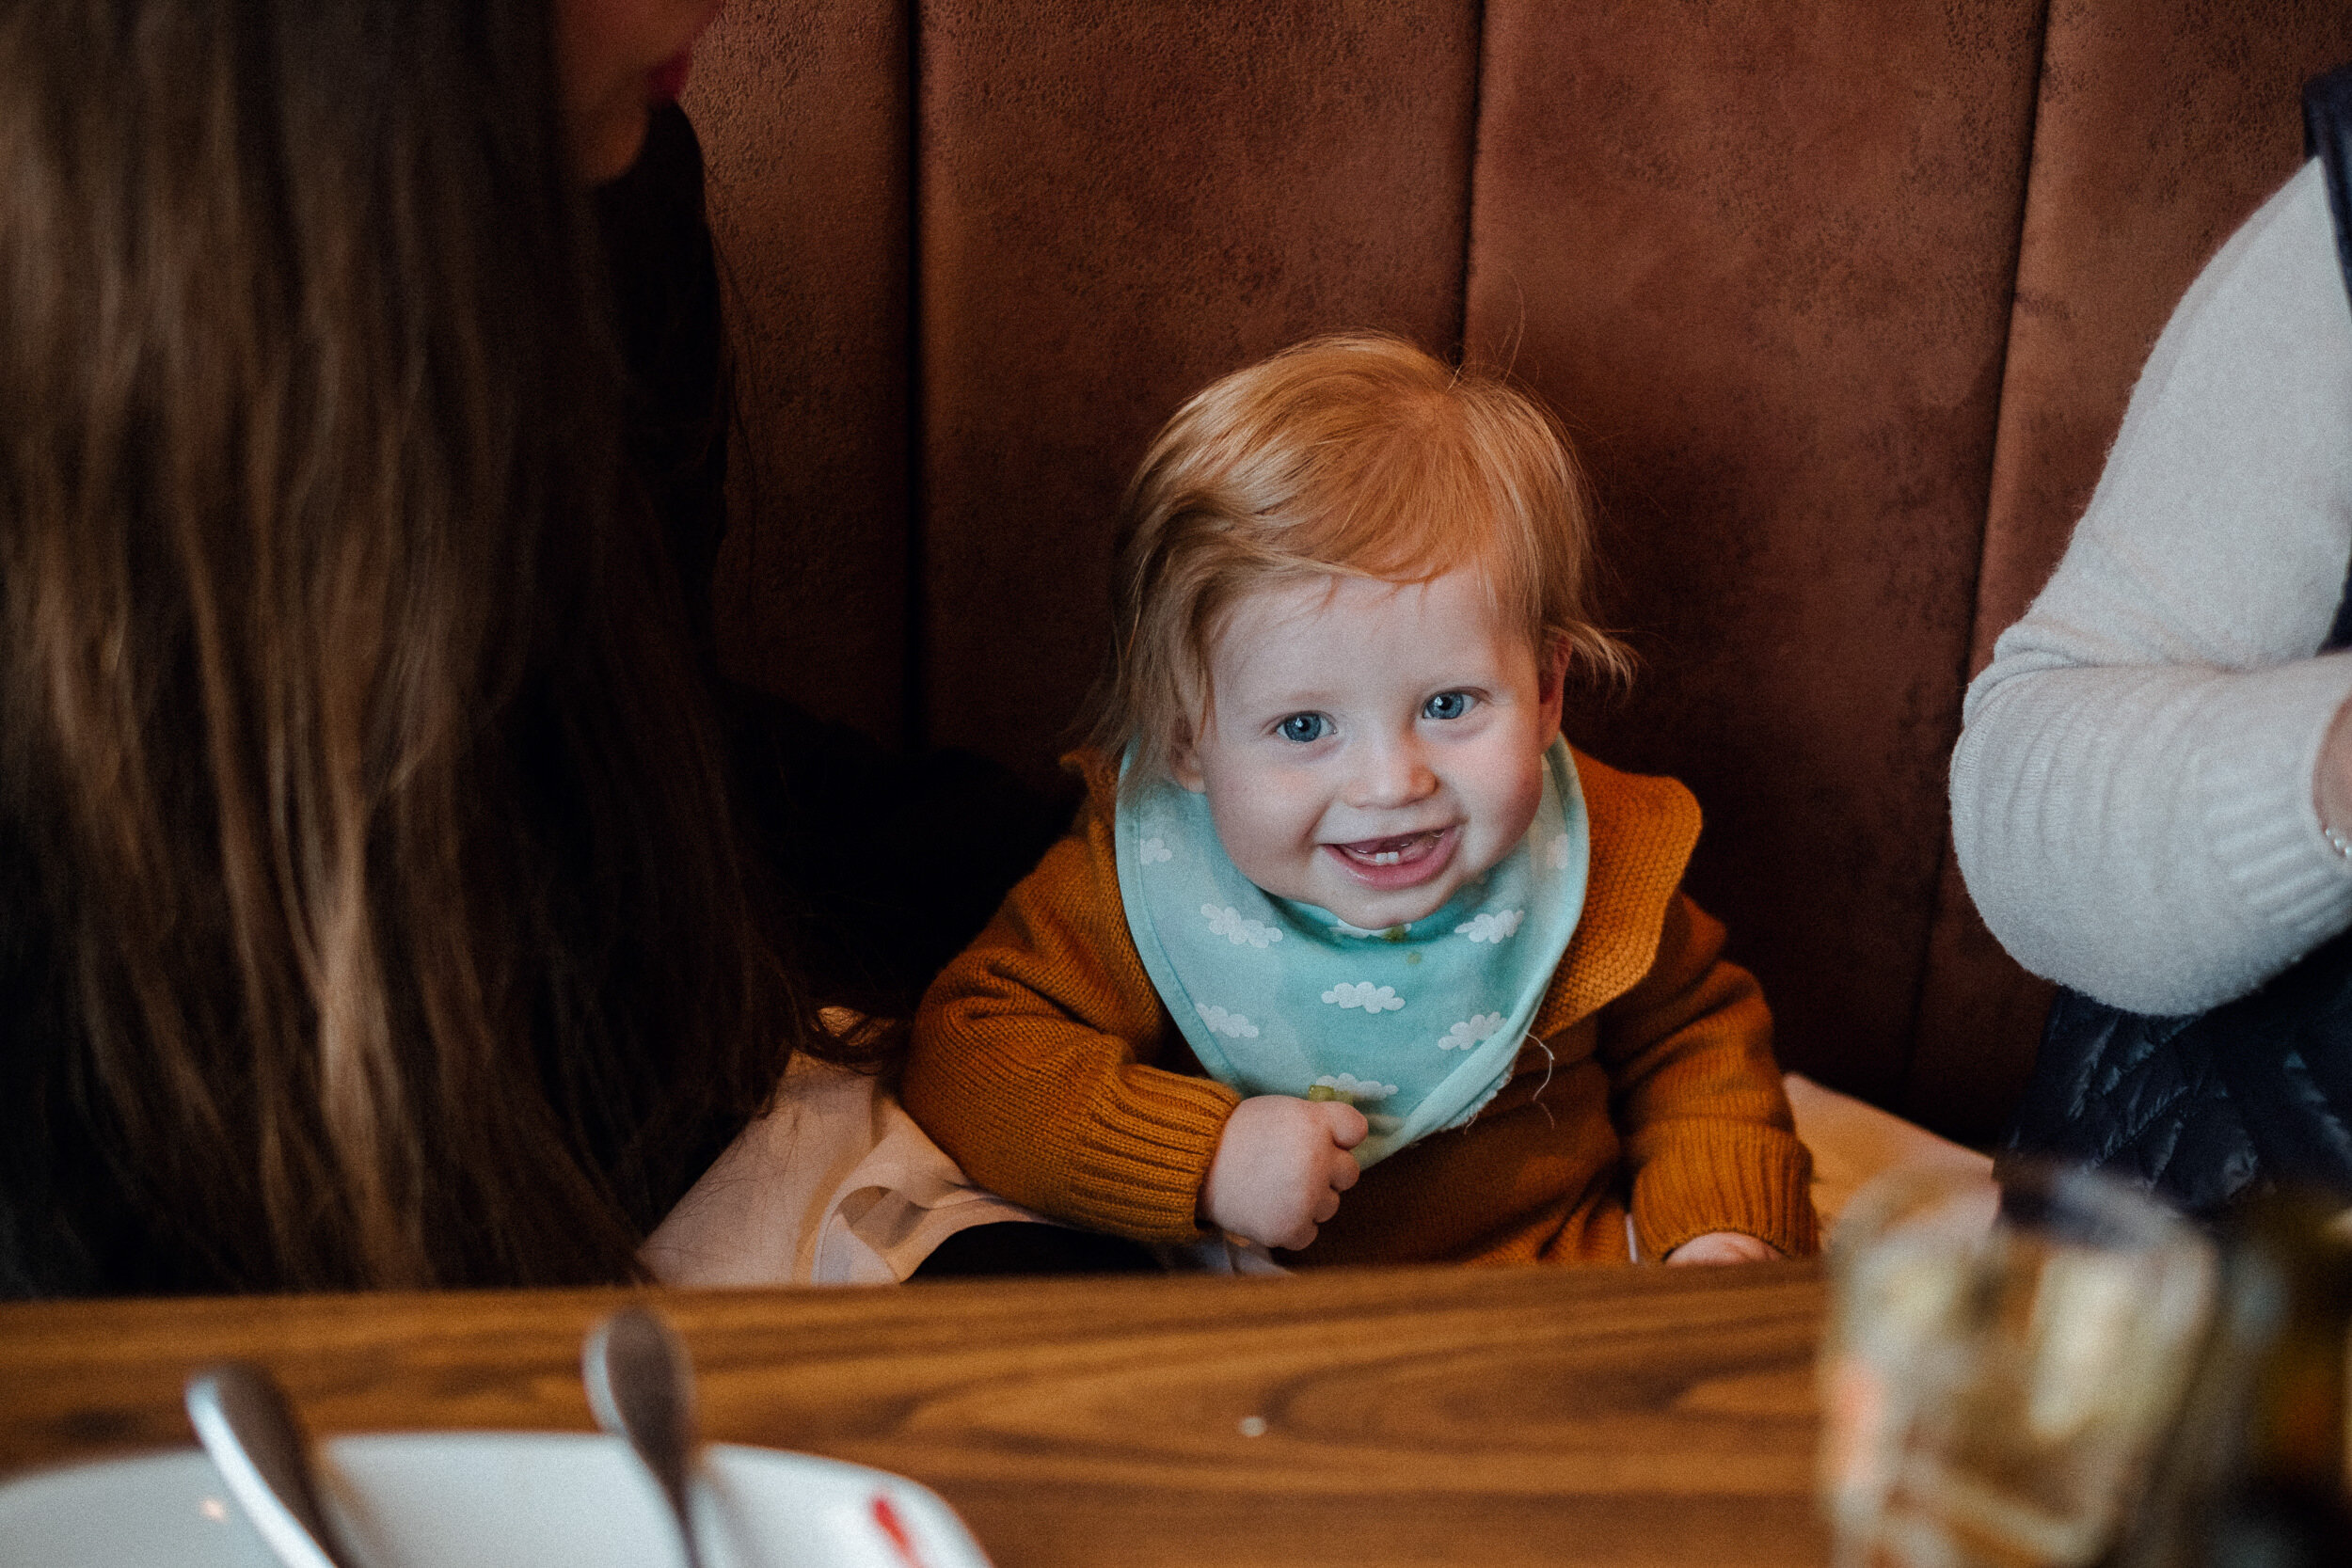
1950,159,2352,1015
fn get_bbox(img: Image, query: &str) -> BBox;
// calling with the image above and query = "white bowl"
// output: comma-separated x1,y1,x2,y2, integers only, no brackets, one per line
0,1432,991,1568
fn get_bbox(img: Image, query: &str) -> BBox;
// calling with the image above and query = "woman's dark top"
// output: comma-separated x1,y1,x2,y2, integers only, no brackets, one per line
600,106,1068,1020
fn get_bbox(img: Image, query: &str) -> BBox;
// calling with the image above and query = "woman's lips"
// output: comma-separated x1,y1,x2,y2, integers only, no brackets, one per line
1325,827,1457,891
649,46,693,103
652,3,724,104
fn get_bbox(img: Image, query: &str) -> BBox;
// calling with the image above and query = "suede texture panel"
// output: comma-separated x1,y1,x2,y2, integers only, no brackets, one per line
1913,0,2352,1143
915,0,1479,784
1906,857,2051,1144
688,5,2352,1140
688,0,914,744
1968,0,2352,675
1461,0,2043,1116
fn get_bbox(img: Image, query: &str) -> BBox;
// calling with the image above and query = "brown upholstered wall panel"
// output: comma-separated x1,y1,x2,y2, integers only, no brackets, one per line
917,1,1479,784
1967,2,2352,670
1905,860,2050,1142
1464,0,2045,1119
688,0,914,742
1909,1,2352,1140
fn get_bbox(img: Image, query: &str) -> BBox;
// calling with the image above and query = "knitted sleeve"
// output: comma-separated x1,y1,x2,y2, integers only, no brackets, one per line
1597,894,1819,1261
1949,160,2352,1015
904,783,1240,1243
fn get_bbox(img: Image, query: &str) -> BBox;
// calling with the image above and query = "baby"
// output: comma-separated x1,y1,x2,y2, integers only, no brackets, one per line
904,333,1817,1266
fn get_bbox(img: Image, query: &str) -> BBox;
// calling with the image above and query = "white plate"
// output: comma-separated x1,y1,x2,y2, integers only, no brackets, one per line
0,1432,993,1568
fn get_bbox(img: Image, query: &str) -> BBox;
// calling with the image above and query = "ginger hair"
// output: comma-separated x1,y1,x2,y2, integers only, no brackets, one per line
1089,331,1629,782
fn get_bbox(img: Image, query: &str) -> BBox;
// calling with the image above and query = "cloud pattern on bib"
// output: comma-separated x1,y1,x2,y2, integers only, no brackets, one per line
1115,737,1591,1168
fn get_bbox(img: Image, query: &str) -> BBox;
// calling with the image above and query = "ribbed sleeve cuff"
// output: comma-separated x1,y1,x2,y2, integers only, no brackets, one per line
1630,1125,1820,1261
1058,1071,1239,1243
2194,651,2352,952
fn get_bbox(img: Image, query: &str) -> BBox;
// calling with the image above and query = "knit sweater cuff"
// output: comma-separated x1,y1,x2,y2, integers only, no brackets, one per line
2193,651,2352,959
1061,1070,1239,1243
1630,1124,1820,1261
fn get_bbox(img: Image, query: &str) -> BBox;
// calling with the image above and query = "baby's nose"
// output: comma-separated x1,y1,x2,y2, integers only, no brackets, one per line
1347,737,1438,808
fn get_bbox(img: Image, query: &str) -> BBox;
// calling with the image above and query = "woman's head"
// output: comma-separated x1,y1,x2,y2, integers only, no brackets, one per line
1091,332,1629,784
0,0,794,1291
554,0,724,182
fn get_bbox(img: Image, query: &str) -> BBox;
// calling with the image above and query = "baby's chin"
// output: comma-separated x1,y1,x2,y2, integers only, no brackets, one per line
1307,869,1476,933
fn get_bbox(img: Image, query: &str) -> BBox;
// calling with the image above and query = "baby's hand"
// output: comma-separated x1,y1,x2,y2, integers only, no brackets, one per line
1201,1095,1367,1251
1662,1230,1782,1266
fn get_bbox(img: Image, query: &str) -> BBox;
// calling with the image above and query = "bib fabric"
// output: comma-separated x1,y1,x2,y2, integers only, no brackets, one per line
1115,736,1590,1168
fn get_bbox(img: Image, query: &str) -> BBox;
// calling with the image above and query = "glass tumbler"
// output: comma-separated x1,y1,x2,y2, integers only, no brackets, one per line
1819,1164,2218,1568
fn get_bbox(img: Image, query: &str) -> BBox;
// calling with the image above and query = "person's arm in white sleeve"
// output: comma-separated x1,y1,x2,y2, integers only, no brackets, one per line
1950,159,2352,1016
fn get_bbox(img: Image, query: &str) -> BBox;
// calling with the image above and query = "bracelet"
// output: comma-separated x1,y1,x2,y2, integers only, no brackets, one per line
2327,826,2352,862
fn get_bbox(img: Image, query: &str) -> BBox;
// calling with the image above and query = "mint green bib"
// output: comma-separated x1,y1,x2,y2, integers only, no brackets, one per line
1115,737,1590,1168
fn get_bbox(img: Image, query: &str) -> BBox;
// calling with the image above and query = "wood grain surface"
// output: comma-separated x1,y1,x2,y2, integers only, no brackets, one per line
0,1260,1832,1568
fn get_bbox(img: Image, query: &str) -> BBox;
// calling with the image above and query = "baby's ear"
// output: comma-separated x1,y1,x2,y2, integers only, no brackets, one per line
1539,636,1572,701
1168,726,1208,793
1535,637,1572,736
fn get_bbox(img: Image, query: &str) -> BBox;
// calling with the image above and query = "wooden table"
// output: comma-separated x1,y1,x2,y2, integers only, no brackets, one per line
0,1259,1831,1567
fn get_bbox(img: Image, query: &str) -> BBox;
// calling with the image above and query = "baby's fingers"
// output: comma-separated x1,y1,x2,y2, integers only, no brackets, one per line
1323,1103,1370,1148
1274,1211,1323,1250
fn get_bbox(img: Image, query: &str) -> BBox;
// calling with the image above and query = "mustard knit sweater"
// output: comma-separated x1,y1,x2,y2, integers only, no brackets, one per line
904,747,1819,1264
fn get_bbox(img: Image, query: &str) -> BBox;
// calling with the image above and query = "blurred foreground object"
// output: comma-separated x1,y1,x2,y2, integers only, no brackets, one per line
2109,1195,2352,1568
1820,1164,2217,1567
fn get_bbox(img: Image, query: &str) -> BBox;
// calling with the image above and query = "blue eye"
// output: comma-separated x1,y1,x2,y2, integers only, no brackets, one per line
1277,713,1327,743
1422,691,1474,721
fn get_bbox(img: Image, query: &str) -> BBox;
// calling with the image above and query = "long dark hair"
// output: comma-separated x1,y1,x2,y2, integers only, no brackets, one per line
0,0,805,1291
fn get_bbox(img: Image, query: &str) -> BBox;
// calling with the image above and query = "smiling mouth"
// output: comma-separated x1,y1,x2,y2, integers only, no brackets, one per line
1333,829,1449,868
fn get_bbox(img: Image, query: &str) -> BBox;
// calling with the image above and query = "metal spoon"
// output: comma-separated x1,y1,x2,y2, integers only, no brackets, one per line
583,1305,706,1568
183,1362,356,1568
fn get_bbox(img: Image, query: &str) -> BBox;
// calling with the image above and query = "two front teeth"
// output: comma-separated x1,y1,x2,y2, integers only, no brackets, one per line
1343,829,1445,866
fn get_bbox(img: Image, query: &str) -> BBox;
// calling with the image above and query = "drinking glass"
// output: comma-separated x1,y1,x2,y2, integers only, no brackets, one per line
1819,1164,2218,1568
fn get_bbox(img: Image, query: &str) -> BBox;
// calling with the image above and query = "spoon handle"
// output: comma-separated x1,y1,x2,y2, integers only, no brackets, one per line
584,1306,705,1568
184,1363,354,1568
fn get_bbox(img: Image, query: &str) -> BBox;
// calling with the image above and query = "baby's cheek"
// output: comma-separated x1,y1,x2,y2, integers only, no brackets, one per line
1476,768,1549,866
1200,791,1311,893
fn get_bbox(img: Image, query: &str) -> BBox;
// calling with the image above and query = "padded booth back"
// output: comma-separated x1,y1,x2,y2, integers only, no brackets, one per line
686,0,2352,1143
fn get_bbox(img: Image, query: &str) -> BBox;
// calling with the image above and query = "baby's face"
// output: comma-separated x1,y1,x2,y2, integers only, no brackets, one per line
1170,567,1565,931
